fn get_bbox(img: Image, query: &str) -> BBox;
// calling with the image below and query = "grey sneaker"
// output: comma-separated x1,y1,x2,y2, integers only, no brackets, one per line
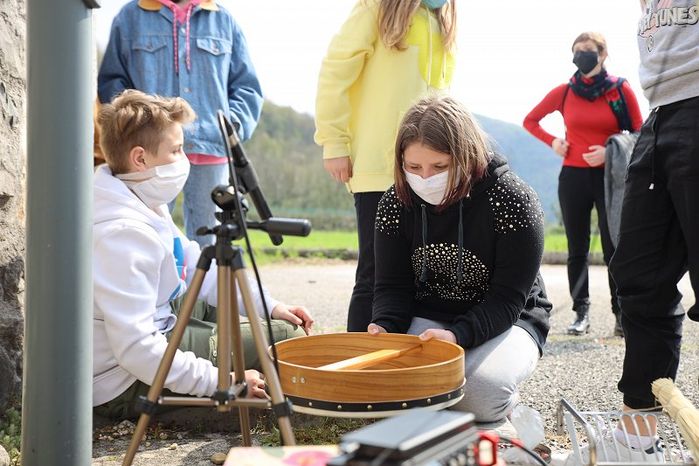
567,310,590,336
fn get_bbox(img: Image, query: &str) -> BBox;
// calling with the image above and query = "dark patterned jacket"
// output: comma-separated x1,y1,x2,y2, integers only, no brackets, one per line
372,155,552,353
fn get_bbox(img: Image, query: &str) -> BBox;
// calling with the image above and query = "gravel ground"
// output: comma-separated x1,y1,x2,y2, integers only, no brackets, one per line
93,262,698,465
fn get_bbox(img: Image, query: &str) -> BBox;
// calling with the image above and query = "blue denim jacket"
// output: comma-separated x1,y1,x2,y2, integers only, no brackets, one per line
98,0,263,157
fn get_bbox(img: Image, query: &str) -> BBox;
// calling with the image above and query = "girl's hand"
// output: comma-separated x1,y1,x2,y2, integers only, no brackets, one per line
552,138,569,157
271,304,314,335
323,156,353,183
582,145,606,166
241,369,267,398
367,323,387,335
418,328,457,344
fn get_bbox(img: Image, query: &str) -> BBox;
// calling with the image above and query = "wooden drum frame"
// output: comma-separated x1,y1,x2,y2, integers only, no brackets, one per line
270,333,465,418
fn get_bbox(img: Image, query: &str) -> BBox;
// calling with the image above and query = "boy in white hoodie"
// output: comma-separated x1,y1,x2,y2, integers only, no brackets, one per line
93,90,312,419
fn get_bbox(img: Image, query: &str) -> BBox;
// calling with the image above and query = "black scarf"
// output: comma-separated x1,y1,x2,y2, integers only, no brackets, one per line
569,69,615,100
568,69,633,132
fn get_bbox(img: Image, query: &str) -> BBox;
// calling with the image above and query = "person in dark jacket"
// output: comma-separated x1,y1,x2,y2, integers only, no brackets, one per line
368,95,552,425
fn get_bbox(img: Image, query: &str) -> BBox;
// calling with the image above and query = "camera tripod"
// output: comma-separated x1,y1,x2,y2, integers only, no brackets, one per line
121,194,298,466
120,110,311,465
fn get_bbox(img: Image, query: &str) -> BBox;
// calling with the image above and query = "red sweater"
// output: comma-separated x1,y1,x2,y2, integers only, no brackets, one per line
523,79,643,168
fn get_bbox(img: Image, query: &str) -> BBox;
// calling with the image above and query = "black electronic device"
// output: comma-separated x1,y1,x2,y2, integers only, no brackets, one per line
327,409,480,466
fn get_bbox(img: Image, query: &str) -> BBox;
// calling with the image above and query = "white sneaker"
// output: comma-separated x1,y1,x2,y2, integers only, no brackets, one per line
564,432,665,465
476,418,519,439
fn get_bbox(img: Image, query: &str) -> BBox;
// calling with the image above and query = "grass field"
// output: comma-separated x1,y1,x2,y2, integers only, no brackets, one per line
232,229,603,264
237,229,358,250
173,194,604,261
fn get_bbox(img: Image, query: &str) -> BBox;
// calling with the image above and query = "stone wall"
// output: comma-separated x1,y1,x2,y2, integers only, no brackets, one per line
0,0,26,409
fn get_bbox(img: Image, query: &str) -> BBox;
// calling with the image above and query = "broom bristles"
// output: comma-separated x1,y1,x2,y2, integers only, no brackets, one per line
652,378,699,461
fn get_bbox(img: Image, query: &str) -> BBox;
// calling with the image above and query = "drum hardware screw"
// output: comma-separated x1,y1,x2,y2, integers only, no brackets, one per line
427,398,432,404
308,402,313,407
337,405,342,410
291,377,297,383
367,405,373,410
300,377,306,384
401,403,407,408
448,394,452,399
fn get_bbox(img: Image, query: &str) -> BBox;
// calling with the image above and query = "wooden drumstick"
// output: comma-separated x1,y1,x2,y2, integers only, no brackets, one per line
318,344,422,371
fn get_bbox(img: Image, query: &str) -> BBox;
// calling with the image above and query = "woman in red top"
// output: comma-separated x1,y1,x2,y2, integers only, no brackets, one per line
523,32,642,337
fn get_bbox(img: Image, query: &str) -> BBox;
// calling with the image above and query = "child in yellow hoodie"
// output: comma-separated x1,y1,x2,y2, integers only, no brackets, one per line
314,0,457,331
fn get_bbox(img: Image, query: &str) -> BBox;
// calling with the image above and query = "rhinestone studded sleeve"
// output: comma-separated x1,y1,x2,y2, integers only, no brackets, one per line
375,186,401,237
487,172,544,234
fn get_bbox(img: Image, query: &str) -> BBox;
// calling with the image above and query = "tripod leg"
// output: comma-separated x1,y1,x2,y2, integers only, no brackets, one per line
216,265,252,445
122,269,208,466
234,269,296,446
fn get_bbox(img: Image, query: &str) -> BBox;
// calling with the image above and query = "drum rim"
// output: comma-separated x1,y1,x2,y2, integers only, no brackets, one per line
284,382,465,419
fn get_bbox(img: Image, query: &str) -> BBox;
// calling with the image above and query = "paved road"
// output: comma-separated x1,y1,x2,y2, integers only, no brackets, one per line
260,262,695,338
261,262,698,439
93,262,698,465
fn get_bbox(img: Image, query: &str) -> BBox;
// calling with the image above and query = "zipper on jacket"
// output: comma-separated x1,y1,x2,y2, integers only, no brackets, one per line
419,203,429,283
456,198,464,286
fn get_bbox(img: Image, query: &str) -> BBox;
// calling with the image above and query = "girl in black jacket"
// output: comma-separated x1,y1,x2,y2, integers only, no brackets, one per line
369,95,552,424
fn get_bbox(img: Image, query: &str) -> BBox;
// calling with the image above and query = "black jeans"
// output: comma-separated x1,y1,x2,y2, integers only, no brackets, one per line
558,166,617,313
610,96,699,409
347,191,384,332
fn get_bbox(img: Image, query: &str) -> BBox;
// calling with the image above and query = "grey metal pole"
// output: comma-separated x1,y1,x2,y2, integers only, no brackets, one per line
23,0,98,464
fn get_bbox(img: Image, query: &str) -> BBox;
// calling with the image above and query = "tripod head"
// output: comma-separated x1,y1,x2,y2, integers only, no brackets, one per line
196,111,311,244
197,184,311,243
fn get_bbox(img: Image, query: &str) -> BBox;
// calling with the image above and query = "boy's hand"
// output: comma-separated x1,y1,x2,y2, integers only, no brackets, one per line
241,369,267,399
271,304,314,335
418,328,457,344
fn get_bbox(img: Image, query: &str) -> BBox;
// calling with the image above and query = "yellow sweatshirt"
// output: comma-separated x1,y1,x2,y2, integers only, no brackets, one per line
314,0,455,193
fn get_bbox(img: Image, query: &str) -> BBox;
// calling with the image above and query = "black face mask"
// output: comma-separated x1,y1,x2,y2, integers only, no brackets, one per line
573,50,599,75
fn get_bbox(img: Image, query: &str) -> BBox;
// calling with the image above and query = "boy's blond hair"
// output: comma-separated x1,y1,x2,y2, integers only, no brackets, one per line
97,90,195,175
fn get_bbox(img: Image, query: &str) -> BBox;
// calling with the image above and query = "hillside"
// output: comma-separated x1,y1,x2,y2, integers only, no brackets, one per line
243,103,355,229
475,114,561,222
244,102,561,228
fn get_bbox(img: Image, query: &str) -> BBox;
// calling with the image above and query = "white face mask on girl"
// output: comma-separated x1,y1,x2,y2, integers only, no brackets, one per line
404,169,450,205
117,157,190,210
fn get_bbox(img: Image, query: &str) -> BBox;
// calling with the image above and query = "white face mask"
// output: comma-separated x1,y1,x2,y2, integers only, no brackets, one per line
117,157,190,210
404,169,450,205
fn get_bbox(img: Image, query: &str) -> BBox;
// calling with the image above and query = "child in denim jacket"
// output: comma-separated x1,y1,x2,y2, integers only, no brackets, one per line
98,0,263,248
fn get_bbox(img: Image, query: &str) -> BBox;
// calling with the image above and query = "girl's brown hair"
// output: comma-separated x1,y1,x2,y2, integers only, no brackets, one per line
394,95,491,210
377,0,457,51
97,90,195,175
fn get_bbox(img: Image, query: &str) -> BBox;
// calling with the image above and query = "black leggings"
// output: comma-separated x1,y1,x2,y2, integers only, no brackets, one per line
347,191,384,332
558,166,617,312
